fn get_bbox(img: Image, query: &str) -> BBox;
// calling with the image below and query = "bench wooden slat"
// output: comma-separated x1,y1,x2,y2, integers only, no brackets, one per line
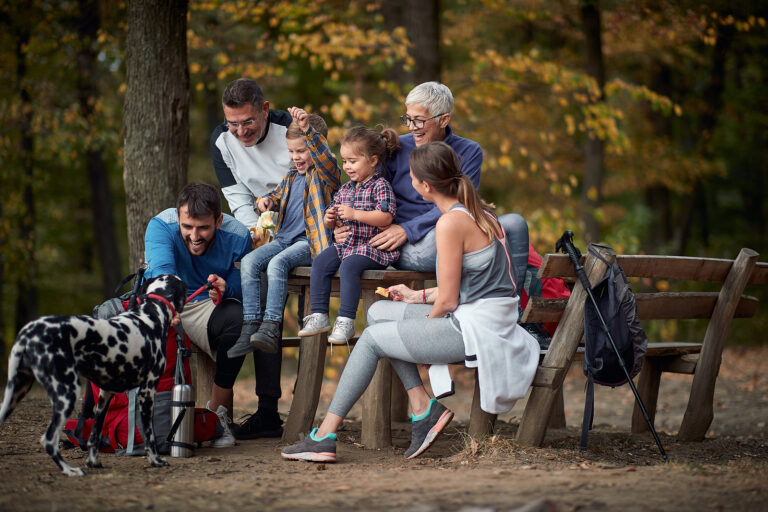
522,293,758,323
537,253,768,284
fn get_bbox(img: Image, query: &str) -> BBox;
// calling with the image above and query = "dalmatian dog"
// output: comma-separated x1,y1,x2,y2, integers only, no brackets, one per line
0,274,187,476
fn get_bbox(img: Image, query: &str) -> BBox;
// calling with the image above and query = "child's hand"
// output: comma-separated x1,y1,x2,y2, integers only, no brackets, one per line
258,197,273,212
336,205,356,221
324,206,338,224
288,106,309,132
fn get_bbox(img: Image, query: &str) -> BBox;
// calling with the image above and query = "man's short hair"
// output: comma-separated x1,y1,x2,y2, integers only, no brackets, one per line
222,78,264,109
405,82,454,117
286,113,328,139
176,182,222,220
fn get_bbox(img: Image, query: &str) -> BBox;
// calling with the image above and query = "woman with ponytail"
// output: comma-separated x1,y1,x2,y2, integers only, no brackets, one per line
282,142,539,463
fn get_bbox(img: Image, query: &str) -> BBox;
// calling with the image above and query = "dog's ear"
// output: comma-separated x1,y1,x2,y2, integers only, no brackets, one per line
171,275,188,313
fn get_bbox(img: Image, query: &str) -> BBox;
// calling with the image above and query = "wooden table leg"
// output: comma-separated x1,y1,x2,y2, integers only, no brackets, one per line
282,288,328,443
468,369,497,437
360,287,392,449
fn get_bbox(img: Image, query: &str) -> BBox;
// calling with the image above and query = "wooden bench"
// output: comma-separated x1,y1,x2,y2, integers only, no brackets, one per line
515,245,768,446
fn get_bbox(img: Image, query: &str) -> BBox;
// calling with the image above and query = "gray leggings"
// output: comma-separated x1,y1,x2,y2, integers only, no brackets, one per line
327,300,466,418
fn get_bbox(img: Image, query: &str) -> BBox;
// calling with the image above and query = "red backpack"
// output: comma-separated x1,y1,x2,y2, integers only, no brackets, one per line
519,243,571,337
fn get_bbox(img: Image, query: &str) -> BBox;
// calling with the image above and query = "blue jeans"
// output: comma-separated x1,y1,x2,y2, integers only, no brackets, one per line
241,239,311,322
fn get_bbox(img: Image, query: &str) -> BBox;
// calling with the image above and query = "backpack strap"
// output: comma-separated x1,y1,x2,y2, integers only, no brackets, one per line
126,387,139,455
72,382,96,450
580,374,595,451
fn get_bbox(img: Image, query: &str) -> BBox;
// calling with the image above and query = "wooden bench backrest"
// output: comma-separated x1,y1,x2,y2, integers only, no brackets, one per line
522,252,767,324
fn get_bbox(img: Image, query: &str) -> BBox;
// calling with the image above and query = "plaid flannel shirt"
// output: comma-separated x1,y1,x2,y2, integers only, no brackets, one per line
331,171,399,266
259,126,341,258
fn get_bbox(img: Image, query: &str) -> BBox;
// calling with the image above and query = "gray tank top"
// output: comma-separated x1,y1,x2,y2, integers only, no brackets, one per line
437,204,517,304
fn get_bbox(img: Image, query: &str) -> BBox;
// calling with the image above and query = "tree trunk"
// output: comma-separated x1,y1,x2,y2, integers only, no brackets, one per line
674,23,733,255
579,0,605,244
384,0,441,85
124,0,189,269
14,19,39,332
77,0,123,297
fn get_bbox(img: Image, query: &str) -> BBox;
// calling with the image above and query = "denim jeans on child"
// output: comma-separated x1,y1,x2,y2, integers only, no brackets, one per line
241,238,312,322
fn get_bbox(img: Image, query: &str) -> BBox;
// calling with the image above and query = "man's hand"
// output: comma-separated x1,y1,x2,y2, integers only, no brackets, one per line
257,197,273,212
370,224,408,251
208,274,225,302
324,206,338,225
334,224,350,244
288,106,309,132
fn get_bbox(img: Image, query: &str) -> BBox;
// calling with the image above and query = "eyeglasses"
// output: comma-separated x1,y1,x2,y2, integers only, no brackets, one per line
399,113,446,130
226,118,257,129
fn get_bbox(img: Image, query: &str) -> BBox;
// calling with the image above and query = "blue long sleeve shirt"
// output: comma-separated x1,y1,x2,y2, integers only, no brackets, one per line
144,208,252,302
382,125,483,243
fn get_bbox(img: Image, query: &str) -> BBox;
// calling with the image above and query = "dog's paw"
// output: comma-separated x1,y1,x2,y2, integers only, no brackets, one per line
85,460,103,469
62,466,85,477
151,457,169,468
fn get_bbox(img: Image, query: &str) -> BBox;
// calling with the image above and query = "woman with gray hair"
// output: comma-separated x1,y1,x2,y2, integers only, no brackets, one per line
336,81,529,285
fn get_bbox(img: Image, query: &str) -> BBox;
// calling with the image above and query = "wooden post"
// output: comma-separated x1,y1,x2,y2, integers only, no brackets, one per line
468,369,497,437
192,349,232,421
516,245,614,447
360,288,392,449
678,248,758,441
631,358,661,433
282,287,328,443
547,387,567,429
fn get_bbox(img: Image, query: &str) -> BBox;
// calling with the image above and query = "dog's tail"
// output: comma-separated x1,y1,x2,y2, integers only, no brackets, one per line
0,342,32,424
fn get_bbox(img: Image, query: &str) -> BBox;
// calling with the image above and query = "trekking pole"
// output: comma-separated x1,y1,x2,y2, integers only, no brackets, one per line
556,230,668,462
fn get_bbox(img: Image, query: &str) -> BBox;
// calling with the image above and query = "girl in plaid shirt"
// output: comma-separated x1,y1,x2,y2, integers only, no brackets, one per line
298,126,400,344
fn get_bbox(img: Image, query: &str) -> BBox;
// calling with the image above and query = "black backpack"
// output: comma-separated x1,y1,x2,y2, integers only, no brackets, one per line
580,244,647,450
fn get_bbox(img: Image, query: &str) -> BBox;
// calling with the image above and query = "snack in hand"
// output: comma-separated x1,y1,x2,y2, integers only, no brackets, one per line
375,287,389,298
250,210,277,248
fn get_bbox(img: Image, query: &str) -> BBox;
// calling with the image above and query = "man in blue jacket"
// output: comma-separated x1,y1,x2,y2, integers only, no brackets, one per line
144,182,283,446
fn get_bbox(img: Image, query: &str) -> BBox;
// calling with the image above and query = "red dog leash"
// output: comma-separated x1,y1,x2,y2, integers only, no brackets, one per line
185,275,222,305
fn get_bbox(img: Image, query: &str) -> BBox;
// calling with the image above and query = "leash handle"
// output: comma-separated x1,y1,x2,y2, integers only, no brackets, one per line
185,276,223,305
127,263,148,311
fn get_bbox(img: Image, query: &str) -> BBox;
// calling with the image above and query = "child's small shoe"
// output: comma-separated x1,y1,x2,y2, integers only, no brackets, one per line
328,316,355,345
228,319,261,358
298,313,331,337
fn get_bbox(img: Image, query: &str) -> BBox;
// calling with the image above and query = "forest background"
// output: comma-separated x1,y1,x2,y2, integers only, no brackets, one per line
1,0,766,364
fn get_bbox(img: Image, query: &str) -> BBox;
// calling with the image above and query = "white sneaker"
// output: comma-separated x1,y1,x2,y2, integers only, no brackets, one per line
298,313,331,337
207,402,235,448
328,316,355,345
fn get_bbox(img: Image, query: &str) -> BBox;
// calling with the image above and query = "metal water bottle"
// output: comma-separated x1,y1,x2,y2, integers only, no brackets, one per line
170,328,195,457
170,382,195,458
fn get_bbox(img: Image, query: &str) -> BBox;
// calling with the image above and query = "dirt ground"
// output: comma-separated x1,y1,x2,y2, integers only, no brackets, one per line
0,345,766,512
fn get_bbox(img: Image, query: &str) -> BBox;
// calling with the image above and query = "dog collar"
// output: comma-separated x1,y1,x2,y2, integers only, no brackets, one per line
146,293,177,319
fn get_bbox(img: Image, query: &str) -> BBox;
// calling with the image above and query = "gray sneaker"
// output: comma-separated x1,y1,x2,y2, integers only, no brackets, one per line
281,428,337,462
328,316,355,344
207,402,235,449
228,319,261,358
298,313,331,337
404,399,454,459
250,320,281,354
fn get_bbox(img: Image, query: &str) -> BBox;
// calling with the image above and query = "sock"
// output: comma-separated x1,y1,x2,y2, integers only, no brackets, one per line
411,398,436,422
310,427,337,441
